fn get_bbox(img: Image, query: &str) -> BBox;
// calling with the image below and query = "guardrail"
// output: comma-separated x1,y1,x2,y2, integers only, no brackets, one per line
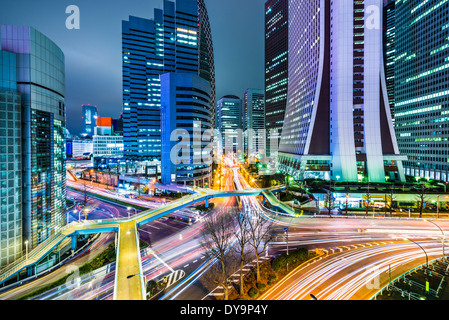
370,257,445,300
0,233,103,295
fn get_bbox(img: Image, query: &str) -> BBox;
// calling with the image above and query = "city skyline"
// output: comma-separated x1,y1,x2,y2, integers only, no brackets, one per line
0,0,265,135
2,0,449,306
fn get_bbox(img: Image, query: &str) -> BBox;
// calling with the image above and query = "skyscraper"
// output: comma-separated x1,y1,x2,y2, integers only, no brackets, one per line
0,25,66,266
383,0,395,122
243,89,265,159
81,104,98,137
122,0,215,162
160,72,212,187
216,95,242,154
394,0,449,181
278,0,406,183
265,0,288,157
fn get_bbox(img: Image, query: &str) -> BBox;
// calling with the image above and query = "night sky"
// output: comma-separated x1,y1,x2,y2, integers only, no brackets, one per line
0,0,265,135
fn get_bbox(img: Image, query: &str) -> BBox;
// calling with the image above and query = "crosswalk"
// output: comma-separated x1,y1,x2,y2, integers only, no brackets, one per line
164,269,186,289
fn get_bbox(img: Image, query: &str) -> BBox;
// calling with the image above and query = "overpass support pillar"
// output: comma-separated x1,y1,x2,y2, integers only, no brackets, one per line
26,265,35,277
205,197,209,208
71,235,77,252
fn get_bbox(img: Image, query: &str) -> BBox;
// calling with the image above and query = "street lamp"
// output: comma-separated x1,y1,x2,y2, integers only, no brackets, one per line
25,240,28,260
424,219,446,262
403,237,428,267
127,207,136,219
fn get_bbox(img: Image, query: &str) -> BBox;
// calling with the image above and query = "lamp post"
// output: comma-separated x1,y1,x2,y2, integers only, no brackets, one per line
25,240,28,260
424,219,446,262
403,237,428,267
127,207,136,219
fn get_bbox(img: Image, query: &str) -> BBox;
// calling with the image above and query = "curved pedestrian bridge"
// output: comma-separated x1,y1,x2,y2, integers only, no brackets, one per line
0,185,287,300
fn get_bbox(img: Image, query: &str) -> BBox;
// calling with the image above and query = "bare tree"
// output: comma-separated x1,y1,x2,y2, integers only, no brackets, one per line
200,213,235,300
247,213,274,283
364,182,371,217
415,182,429,219
233,211,251,296
323,191,335,218
388,184,395,217
82,182,90,220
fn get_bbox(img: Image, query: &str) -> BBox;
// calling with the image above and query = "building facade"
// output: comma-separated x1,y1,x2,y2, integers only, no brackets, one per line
93,117,124,158
122,0,215,162
265,0,288,157
0,25,66,266
243,89,265,159
81,105,98,137
278,0,406,183
216,95,242,155
160,73,212,187
394,0,449,182
383,0,396,123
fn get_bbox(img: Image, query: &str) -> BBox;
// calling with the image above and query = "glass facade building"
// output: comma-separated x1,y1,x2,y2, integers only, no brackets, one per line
81,105,98,137
265,0,288,157
0,25,66,266
160,72,212,187
215,95,242,155
122,0,215,162
243,89,265,159
394,0,449,181
383,0,396,123
278,0,406,183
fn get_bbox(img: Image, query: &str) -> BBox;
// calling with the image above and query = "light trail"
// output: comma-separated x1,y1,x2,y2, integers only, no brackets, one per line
260,240,445,300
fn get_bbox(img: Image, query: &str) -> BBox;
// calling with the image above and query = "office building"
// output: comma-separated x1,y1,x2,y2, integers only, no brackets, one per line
112,114,123,135
394,0,449,181
93,117,124,158
278,0,406,183
216,95,242,154
160,72,212,187
383,0,395,122
243,89,265,159
81,104,98,137
71,139,93,159
0,25,66,266
265,0,288,157
122,0,215,161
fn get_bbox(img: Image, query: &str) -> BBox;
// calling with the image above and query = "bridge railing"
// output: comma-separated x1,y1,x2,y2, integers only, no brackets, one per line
370,257,444,300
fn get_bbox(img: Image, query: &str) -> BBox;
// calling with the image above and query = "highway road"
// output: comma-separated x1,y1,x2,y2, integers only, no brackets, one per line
5,158,449,300
259,239,445,300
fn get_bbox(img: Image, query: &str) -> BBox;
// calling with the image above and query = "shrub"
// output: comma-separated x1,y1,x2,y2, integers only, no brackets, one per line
256,283,266,291
267,281,272,286
271,248,309,272
268,274,277,282
271,255,287,272
248,287,259,299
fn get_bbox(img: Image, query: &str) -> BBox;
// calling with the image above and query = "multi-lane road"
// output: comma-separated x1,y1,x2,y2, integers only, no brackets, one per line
3,162,449,300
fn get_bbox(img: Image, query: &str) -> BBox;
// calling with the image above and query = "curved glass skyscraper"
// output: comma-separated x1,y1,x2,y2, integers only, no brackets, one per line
278,0,406,183
0,25,66,266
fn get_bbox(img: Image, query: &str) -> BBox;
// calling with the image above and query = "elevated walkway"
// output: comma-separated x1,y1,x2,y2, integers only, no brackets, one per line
0,185,288,299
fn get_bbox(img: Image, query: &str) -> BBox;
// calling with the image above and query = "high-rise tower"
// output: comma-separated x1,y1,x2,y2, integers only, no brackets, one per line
122,0,215,162
265,0,288,157
0,25,66,266
216,95,242,154
394,0,449,181
278,0,406,183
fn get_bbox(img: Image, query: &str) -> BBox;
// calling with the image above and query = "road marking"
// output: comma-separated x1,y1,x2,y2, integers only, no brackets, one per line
147,248,174,273
193,260,198,263
184,264,189,268
165,269,186,288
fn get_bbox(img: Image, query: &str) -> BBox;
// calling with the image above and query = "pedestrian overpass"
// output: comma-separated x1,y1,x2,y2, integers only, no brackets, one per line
0,185,288,300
